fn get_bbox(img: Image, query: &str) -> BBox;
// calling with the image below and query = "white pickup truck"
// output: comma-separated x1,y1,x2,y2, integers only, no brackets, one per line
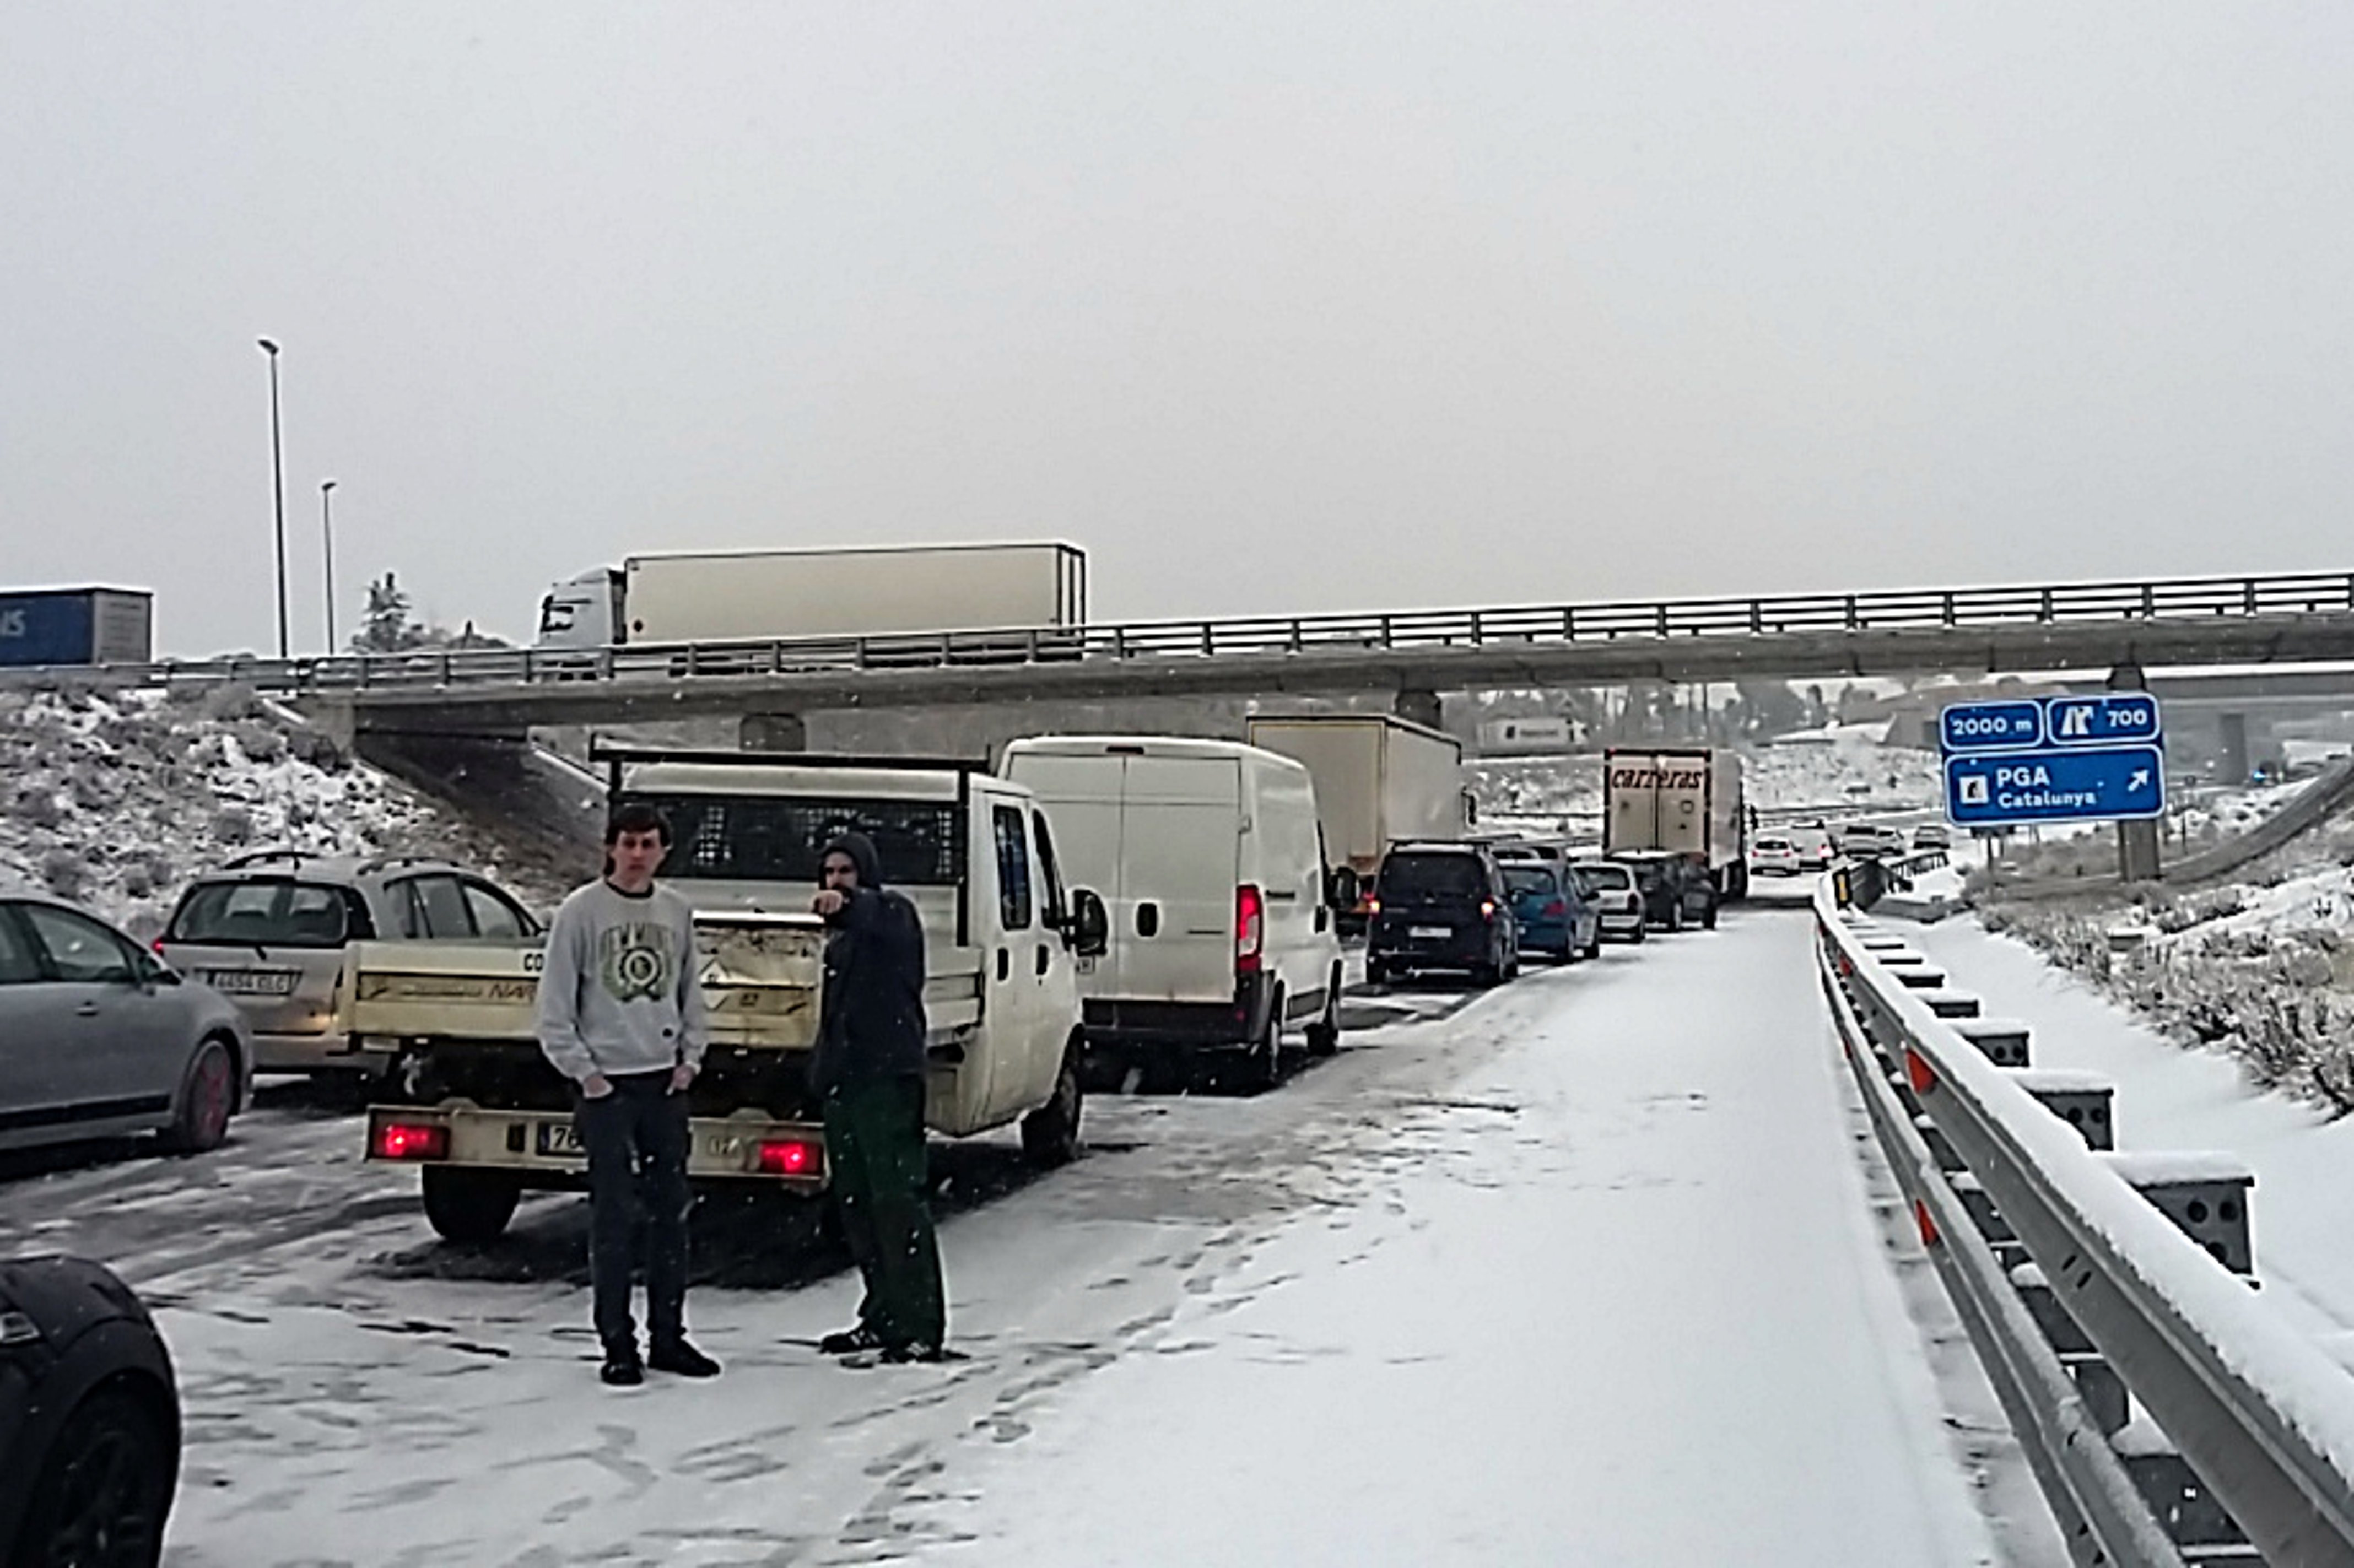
358,749,1109,1243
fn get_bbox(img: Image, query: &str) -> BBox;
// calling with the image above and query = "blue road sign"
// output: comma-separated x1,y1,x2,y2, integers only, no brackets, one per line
1945,744,2166,827
2045,693,2162,747
1941,700,2044,753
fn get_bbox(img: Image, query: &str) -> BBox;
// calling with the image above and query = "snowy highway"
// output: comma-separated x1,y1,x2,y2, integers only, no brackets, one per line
4,905,2035,1566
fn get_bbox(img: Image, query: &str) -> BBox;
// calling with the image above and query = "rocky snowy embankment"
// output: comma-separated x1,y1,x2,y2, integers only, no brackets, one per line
1,682,567,937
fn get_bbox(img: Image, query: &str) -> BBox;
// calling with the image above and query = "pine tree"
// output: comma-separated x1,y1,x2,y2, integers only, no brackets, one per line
353,572,428,653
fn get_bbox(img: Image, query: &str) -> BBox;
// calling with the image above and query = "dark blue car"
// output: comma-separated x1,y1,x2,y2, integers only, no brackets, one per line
1502,863,1601,962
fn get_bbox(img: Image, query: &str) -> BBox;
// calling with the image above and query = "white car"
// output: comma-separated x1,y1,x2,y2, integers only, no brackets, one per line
1569,860,1648,943
1748,836,1802,876
1838,823,1907,859
1785,826,1834,870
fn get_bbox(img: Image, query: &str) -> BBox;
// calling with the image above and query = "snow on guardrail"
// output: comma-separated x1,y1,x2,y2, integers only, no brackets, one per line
1817,874,2354,1565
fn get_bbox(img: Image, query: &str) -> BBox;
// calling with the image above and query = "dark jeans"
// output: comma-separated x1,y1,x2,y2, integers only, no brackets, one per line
576,1070,692,1355
823,1076,946,1349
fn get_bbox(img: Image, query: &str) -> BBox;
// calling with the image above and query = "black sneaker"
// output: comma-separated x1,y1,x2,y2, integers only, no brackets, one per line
649,1339,721,1378
881,1340,947,1365
819,1324,888,1356
600,1349,645,1387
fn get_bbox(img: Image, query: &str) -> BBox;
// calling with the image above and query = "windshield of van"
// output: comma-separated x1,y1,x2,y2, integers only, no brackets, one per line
167,879,360,948
636,793,966,886
1378,853,1483,899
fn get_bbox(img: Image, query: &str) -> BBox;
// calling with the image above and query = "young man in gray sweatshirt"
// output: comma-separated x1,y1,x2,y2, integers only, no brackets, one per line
536,803,721,1386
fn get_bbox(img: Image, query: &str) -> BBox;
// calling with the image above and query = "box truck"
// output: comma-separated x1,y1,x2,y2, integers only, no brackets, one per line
0,588,153,668
1602,748,1748,907
1243,715,1471,929
534,542,1087,650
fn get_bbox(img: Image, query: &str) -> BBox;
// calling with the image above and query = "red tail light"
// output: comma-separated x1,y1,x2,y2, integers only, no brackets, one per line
372,1121,449,1161
1367,896,1383,915
758,1139,823,1177
1236,884,1265,973
1480,899,1497,921
1542,899,1568,917
150,937,168,955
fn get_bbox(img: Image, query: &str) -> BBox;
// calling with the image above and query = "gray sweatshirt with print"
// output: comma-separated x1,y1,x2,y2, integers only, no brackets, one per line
534,880,711,1084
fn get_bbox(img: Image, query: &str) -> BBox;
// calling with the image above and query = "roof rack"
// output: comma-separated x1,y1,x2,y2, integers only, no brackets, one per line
218,848,310,869
588,739,991,775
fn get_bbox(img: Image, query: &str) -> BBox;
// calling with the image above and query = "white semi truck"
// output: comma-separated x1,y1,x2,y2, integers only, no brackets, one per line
1602,747,1749,902
535,542,1088,650
356,748,1108,1243
1243,714,1471,929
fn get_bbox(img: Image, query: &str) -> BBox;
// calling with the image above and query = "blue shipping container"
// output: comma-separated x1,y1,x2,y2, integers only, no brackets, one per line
0,588,154,668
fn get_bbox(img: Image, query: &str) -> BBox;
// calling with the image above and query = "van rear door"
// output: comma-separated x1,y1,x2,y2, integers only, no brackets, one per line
1120,755,1243,1004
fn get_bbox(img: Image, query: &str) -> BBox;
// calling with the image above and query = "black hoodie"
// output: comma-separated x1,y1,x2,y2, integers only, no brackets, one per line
812,832,929,1094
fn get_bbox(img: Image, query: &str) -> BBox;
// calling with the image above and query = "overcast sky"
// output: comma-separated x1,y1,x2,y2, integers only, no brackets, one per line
4,3,2351,657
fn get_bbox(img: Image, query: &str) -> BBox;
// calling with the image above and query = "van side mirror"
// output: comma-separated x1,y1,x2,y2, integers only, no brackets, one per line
1325,867,1360,911
1067,888,1110,958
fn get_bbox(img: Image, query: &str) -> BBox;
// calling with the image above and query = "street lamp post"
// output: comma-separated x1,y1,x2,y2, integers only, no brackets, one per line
320,479,339,653
257,338,289,659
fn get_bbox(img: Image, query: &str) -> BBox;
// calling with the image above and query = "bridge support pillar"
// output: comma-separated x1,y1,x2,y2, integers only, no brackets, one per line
1392,688,1444,731
2108,665,2165,883
740,712,807,751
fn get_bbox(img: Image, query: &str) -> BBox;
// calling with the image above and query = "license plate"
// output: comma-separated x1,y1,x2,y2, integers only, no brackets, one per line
206,968,299,997
534,1119,585,1157
1410,926,1451,939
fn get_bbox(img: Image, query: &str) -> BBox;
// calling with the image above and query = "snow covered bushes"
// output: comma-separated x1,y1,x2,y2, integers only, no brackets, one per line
0,682,559,936
1980,887,2354,1117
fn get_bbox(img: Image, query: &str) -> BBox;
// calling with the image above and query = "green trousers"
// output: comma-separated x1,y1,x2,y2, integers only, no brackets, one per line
823,1076,947,1348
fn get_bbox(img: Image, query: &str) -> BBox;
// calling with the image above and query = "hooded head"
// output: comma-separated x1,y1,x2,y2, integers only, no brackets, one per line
820,831,883,891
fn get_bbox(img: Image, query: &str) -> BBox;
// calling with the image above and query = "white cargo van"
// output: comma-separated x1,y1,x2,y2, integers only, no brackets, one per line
1002,737,1345,1089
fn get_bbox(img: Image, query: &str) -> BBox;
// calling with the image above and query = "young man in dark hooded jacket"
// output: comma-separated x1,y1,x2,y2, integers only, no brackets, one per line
811,831,948,1361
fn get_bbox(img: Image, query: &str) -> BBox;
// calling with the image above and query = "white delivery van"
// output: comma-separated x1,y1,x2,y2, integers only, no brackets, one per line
1002,736,1345,1090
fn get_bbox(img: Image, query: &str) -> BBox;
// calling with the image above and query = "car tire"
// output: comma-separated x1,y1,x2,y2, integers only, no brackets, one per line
1703,901,1719,931
421,1166,522,1245
8,1382,175,1568
160,1037,236,1155
1367,958,1392,986
1248,993,1285,1091
1668,902,1685,934
1021,1035,1085,1165
1304,971,1341,1058
1630,923,1647,945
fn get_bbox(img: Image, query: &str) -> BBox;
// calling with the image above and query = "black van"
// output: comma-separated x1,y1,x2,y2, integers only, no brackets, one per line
1365,841,1520,986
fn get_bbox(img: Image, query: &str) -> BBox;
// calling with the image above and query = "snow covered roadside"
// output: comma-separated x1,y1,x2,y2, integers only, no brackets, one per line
0,682,566,932
1906,918,2354,1355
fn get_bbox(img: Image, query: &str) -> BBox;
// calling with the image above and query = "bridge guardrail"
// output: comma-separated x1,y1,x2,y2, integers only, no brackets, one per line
4,568,2353,696
1818,877,2354,1564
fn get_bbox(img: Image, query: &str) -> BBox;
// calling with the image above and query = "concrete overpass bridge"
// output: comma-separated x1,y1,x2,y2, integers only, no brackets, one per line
125,567,2354,744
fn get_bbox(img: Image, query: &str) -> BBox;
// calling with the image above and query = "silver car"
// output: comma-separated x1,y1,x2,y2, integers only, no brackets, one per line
0,892,253,1155
158,852,542,1075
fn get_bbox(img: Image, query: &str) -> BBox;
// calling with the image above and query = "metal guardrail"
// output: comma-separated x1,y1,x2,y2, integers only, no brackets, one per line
5,569,2353,697
1818,878,2354,1565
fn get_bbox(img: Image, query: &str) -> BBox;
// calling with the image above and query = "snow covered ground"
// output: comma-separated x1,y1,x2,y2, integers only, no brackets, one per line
1,911,2050,1566
1906,917,2354,1361
0,683,567,933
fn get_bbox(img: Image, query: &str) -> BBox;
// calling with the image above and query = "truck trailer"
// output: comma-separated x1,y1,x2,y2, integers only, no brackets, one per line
534,542,1088,651
0,587,153,668
1244,714,1471,927
1602,747,1748,904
